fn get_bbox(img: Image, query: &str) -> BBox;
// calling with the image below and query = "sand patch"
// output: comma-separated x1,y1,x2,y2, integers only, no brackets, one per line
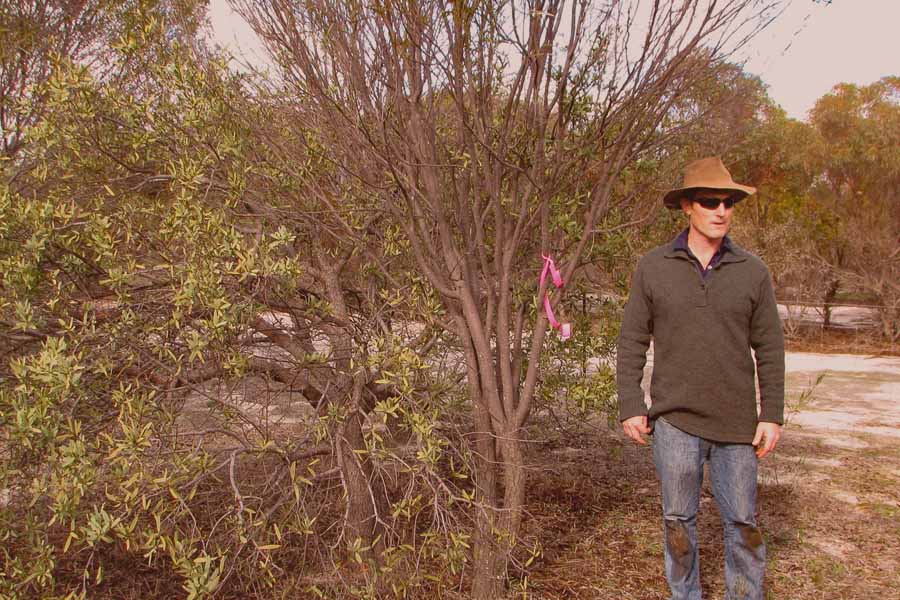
806,534,857,559
785,353,900,440
829,489,860,505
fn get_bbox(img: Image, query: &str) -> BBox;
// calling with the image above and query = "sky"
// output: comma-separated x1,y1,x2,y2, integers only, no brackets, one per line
740,0,900,119
207,0,900,122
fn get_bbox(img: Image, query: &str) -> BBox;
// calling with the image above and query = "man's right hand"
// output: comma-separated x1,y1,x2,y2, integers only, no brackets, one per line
622,415,651,445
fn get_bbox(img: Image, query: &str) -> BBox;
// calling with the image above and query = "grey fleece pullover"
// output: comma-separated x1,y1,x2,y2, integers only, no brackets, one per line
616,235,785,444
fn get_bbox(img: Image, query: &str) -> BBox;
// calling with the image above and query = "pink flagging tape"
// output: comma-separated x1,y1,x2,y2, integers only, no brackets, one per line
540,255,571,340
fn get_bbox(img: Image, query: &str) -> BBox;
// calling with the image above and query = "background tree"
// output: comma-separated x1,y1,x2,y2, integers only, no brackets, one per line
806,77,900,343
589,65,792,301
724,95,828,327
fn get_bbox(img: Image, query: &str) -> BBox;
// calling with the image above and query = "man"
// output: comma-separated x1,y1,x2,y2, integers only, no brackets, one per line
616,157,785,600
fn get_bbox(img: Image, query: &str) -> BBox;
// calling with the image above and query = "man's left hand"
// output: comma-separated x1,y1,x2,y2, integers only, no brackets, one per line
752,422,782,459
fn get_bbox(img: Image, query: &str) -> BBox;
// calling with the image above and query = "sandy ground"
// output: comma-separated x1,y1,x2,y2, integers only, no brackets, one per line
761,351,900,587
784,352,900,444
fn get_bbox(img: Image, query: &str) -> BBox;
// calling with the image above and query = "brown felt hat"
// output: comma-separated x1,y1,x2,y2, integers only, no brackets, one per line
663,157,756,209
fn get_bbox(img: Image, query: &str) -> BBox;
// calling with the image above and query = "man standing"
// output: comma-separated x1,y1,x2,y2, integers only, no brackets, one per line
616,157,785,600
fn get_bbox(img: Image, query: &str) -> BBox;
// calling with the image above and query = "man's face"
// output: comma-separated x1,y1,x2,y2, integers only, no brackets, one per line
680,190,734,242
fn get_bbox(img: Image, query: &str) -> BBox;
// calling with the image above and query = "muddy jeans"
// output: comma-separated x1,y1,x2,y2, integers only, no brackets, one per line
652,417,766,600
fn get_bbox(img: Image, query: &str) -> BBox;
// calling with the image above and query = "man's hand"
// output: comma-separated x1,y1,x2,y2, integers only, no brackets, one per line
752,422,782,458
622,415,651,445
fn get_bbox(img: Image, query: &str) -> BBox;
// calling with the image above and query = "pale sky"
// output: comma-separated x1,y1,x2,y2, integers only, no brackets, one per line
207,0,900,122
740,0,900,119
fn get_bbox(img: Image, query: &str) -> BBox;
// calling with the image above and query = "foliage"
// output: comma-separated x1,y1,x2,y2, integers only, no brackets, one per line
806,77,900,342
0,0,110,158
724,94,826,311
2,16,255,599
0,4,471,598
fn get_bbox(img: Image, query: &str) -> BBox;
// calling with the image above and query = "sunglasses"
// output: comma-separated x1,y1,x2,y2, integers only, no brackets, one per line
693,197,735,210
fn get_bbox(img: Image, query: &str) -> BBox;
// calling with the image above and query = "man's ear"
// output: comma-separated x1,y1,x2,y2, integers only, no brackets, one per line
680,197,692,216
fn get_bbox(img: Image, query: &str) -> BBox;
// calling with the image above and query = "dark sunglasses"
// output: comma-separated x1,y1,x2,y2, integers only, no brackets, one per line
693,197,735,210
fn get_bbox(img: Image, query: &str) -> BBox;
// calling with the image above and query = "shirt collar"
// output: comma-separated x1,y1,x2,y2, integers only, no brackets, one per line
673,228,733,256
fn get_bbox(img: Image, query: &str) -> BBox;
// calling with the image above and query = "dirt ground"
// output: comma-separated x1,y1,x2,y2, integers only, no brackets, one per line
521,352,900,599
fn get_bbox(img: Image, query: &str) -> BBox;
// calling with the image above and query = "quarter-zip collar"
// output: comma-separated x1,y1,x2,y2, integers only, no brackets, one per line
663,228,748,267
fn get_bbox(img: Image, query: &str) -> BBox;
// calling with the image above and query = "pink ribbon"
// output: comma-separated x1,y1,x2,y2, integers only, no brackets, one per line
540,255,571,340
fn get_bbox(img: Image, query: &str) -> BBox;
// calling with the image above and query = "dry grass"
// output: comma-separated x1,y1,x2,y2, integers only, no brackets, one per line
785,327,899,357
39,418,899,599
518,419,900,600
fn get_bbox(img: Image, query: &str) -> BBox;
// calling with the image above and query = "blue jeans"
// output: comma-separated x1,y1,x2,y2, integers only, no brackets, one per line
652,417,766,600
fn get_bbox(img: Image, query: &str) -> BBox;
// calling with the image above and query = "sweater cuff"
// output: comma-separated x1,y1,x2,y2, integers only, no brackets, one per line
619,395,649,422
758,405,784,425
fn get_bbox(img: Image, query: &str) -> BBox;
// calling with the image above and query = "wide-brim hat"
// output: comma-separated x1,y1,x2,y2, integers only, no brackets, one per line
663,157,756,209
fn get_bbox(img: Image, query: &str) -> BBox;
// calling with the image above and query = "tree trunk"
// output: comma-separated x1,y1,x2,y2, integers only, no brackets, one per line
470,390,505,599
470,430,527,600
822,279,839,330
315,247,389,569
336,406,388,567
472,509,506,599
880,305,900,345
499,433,526,538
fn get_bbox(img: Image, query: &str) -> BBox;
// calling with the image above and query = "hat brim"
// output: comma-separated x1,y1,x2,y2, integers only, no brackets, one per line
663,184,756,209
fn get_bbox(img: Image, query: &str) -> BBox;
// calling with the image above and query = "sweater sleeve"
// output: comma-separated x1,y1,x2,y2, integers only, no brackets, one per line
751,267,785,424
616,259,653,422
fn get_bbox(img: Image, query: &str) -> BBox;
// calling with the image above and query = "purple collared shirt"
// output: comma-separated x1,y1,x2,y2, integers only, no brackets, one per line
674,228,732,280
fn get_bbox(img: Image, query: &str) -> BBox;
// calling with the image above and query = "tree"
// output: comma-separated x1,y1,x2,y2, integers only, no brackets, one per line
0,0,113,159
723,96,830,328
1,1,799,596
234,0,785,595
807,77,900,342
1,3,473,597
0,0,206,162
